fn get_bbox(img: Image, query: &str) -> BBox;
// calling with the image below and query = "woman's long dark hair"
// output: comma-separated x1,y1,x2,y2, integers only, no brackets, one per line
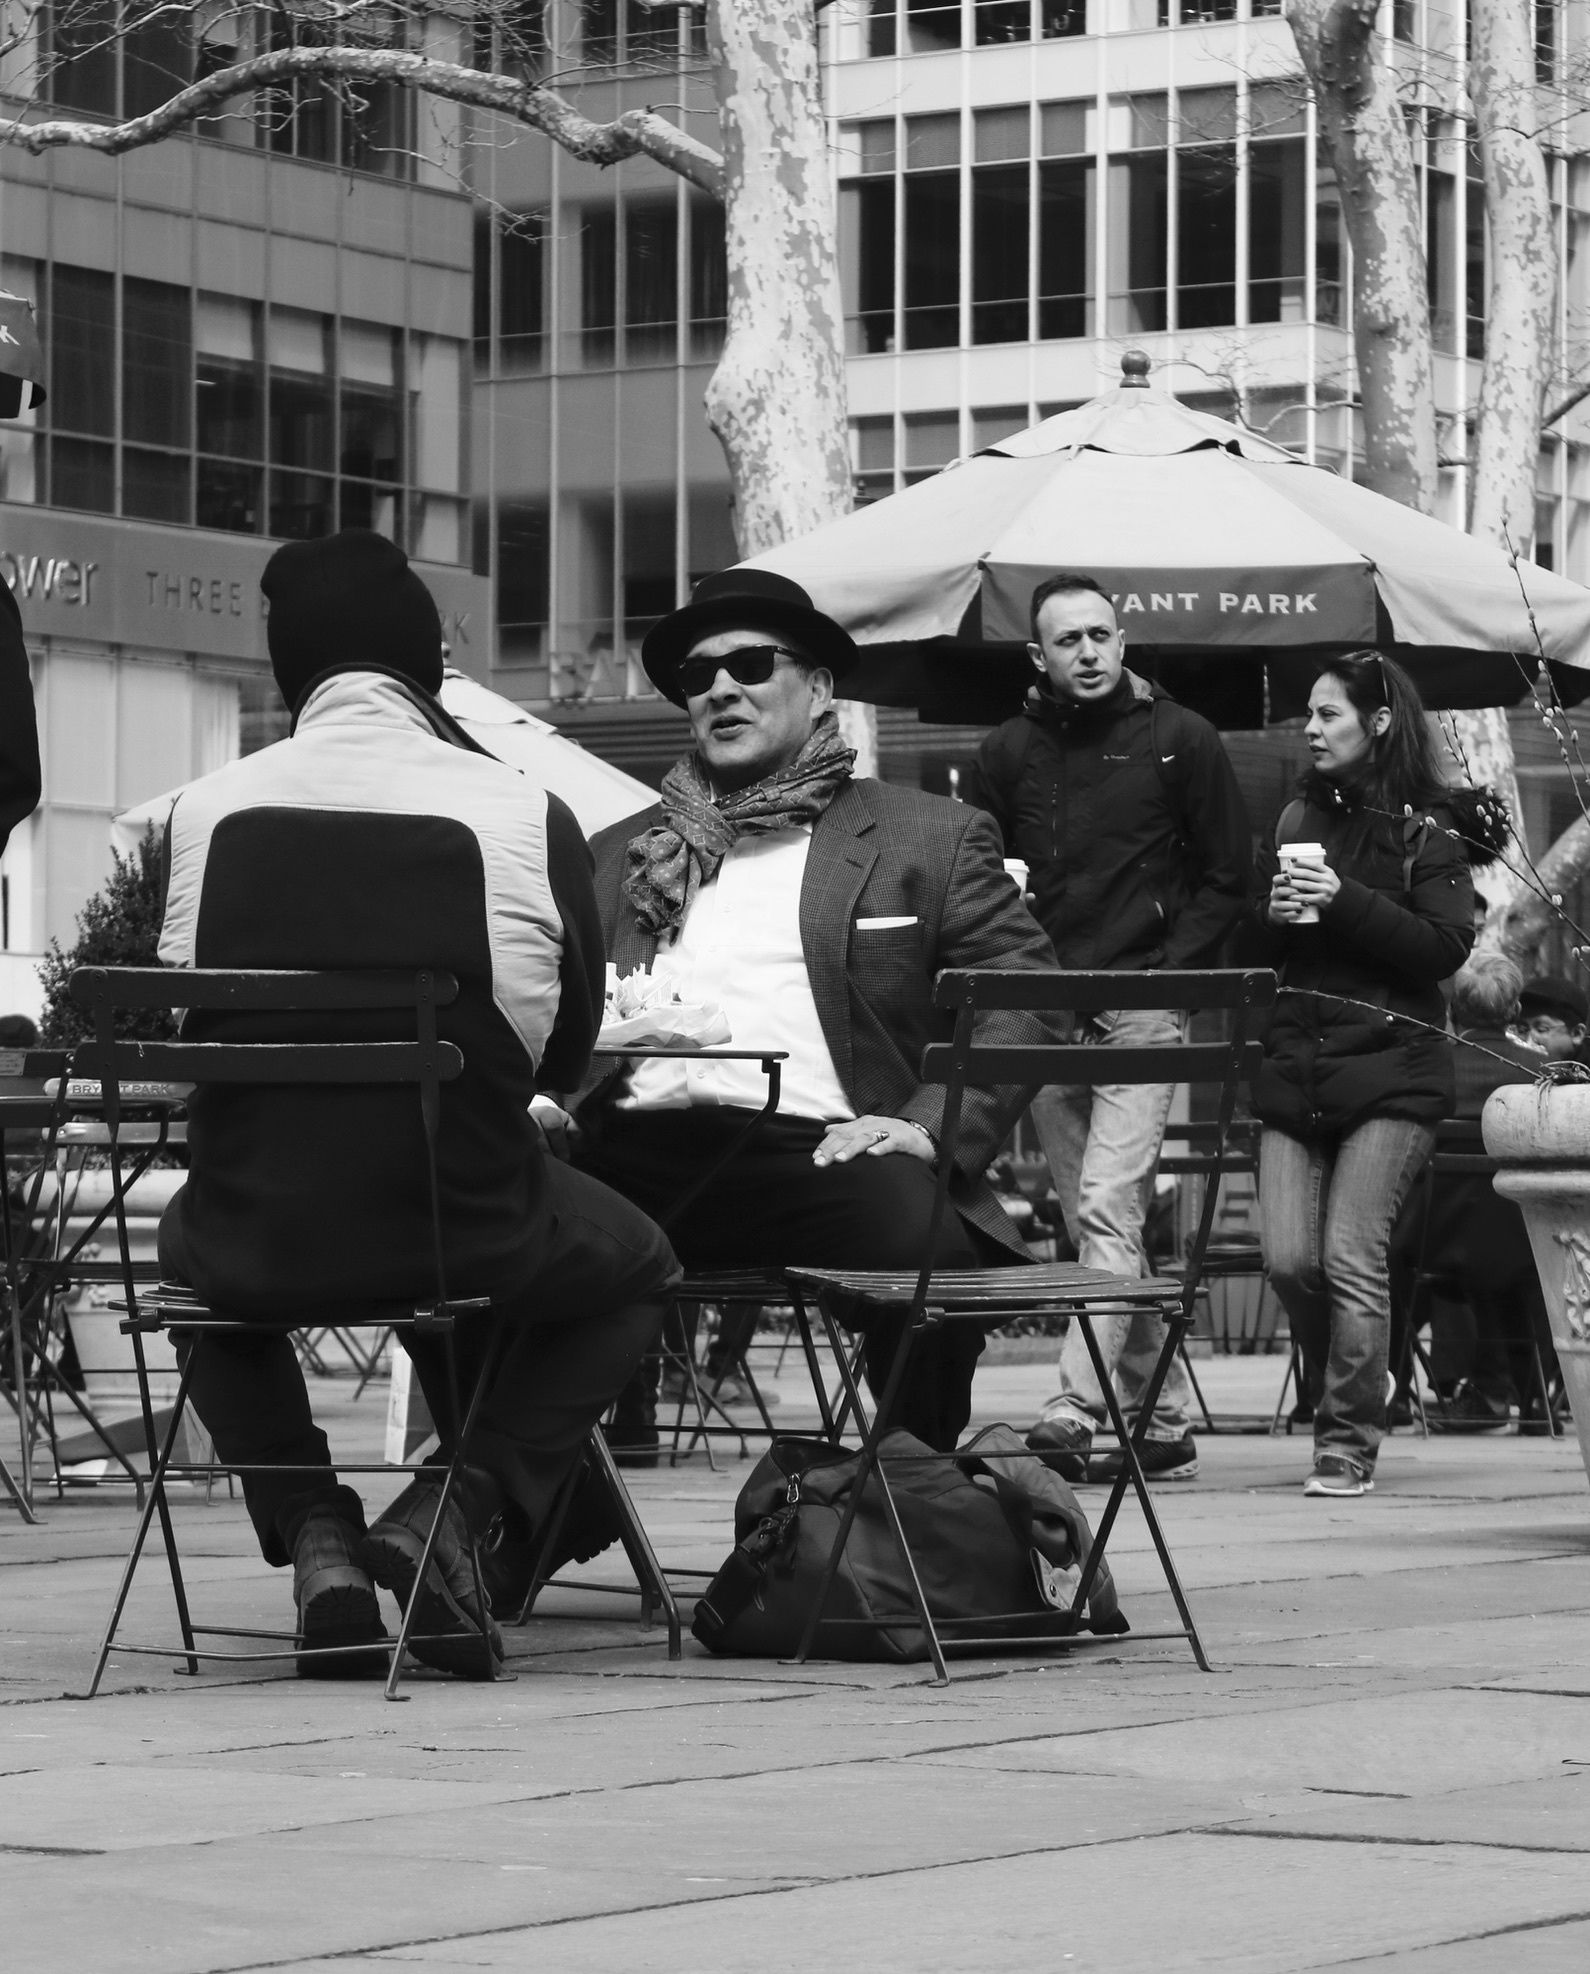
1306,650,1448,817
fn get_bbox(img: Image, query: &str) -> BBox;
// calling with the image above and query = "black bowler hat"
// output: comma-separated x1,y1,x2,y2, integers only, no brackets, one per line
641,568,860,708
262,530,443,714
1519,973,1589,1027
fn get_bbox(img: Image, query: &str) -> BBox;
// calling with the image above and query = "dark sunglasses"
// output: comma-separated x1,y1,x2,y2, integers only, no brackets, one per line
676,644,799,699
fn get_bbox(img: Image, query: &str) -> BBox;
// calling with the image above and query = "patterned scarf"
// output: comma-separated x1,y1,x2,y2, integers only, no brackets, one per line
622,711,857,941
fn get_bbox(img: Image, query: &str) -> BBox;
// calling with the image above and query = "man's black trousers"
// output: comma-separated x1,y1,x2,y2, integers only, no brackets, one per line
582,1110,1003,1452
159,1159,677,1565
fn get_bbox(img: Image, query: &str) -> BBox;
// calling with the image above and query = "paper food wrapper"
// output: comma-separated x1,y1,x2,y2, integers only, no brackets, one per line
598,965,731,1050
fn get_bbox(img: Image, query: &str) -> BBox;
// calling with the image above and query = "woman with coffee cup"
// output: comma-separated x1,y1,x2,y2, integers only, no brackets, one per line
1249,651,1504,1498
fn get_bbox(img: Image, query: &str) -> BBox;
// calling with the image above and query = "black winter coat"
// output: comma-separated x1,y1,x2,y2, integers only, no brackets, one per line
966,670,1251,971
1249,786,1476,1138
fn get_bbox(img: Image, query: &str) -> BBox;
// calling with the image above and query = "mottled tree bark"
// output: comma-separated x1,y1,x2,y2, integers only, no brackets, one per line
1466,0,1564,960
1285,0,1438,510
703,1,873,768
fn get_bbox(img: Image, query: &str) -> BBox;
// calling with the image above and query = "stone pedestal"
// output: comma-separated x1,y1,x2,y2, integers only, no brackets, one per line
1482,1082,1590,1490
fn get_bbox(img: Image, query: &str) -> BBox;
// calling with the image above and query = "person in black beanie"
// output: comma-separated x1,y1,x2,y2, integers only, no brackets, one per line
261,529,445,712
152,531,677,1678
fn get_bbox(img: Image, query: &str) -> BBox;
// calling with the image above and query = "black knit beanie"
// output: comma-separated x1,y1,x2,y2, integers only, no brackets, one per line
261,530,444,713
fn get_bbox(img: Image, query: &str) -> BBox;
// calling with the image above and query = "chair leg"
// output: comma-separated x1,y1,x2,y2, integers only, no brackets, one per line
385,1313,510,1702
587,1429,681,1660
793,1304,949,1684
0,1446,36,1523
1269,1344,1298,1436
1529,1334,1560,1438
1069,1306,1212,1674
5,1278,33,1510
790,1290,840,1442
1179,1339,1216,1435
82,1351,200,1696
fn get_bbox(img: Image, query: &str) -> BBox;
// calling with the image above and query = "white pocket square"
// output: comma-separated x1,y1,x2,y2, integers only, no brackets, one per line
855,915,919,930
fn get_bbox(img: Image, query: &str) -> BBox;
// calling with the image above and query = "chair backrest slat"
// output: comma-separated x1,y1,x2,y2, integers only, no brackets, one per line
933,967,1277,1015
72,1040,464,1087
69,967,459,1013
920,1040,1265,1089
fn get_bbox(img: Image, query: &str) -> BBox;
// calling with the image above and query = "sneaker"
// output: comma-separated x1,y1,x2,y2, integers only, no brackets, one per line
292,1508,388,1680
1303,1455,1374,1497
361,1478,505,1678
1024,1414,1093,1482
1087,1433,1198,1484
1436,1383,1520,1436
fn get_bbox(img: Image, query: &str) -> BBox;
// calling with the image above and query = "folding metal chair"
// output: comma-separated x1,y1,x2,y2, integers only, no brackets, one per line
66,963,640,1700
2,1055,187,1516
785,966,1275,1684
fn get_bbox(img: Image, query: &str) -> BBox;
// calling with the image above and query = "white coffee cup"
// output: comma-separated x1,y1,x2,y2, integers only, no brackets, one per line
1003,858,1030,896
1277,842,1327,922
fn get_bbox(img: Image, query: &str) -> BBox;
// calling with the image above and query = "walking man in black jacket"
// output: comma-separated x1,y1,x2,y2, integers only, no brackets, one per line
968,574,1250,1482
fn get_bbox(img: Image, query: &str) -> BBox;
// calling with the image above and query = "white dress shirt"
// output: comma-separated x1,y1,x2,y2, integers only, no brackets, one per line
619,825,856,1123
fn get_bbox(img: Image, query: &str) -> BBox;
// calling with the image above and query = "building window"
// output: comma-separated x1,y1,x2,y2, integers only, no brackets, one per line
904,114,960,349
498,499,551,664
689,201,728,359
339,321,403,536
851,416,895,504
47,265,115,514
840,121,897,354
903,410,959,483
475,212,546,376
580,0,680,66
41,1,119,116
1039,102,1095,340
972,108,1030,346
267,308,335,540
581,209,618,366
1107,95,1169,335
262,11,413,178
197,294,264,533
625,203,678,365
122,277,192,522
1176,89,1238,330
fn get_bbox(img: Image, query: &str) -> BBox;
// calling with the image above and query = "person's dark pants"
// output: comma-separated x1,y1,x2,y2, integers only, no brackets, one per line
161,1161,677,1567
583,1110,1009,1452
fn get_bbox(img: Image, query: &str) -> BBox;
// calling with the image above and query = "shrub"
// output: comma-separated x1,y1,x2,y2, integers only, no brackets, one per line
36,826,175,1046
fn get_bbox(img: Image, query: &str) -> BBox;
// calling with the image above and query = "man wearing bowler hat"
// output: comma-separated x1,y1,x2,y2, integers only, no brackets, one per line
572,568,1061,1457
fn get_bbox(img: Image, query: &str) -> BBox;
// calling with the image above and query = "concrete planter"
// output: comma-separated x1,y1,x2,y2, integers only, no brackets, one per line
1481,1082,1590,1489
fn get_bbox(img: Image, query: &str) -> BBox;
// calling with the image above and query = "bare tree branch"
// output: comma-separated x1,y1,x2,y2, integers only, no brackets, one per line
1543,376,1590,429
0,43,726,196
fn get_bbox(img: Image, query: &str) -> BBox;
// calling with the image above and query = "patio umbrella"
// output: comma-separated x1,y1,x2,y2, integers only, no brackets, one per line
745,354,1590,728
112,671,656,855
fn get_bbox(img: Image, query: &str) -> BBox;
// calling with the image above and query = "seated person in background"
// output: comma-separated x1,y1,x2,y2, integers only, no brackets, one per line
1395,953,1550,1431
1516,973,1588,1064
157,531,677,1677
575,569,1062,1457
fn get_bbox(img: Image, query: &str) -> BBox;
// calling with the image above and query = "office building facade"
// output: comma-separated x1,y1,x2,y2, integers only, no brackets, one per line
0,16,487,1013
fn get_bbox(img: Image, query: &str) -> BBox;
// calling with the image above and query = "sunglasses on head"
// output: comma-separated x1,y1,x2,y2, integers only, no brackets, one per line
677,644,800,699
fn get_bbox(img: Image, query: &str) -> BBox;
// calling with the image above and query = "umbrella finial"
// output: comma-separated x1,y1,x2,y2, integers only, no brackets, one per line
1120,349,1151,389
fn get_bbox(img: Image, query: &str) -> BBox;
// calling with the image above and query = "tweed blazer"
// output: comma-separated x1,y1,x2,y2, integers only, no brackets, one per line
587,776,1062,1257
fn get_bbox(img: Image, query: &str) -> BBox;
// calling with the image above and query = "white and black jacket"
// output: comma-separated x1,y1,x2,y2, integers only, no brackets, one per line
159,670,604,1314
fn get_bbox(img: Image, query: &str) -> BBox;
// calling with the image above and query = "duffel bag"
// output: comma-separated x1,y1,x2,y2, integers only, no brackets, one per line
690,1425,1128,1663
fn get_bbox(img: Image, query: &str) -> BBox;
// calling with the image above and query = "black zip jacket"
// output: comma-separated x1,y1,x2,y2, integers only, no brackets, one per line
1246,783,1479,1137
966,669,1251,971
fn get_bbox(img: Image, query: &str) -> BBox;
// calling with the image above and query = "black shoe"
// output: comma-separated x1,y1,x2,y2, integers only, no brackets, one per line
292,1508,389,1680
360,1479,504,1679
605,1377,660,1470
1435,1382,1520,1435
483,1458,626,1616
1087,1433,1199,1483
1024,1415,1092,1483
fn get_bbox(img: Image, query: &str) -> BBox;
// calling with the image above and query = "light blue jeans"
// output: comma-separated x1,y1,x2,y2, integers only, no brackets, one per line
1029,1006,1192,1442
1260,1117,1435,1478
